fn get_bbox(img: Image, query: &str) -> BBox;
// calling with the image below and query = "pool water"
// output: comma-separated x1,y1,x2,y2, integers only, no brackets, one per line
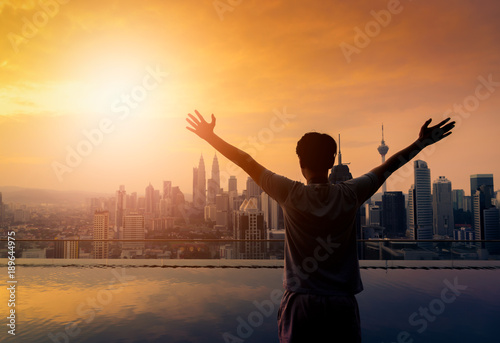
2,265,499,342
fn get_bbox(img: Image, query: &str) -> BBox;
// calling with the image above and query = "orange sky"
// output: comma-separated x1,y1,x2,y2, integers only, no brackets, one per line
1,0,499,198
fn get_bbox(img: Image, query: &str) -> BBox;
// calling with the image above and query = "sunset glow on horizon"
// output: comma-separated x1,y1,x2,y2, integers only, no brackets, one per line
1,0,500,198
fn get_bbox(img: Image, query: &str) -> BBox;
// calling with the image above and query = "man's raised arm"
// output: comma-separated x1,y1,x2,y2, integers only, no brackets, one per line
186,110,266,185
370,118,455,185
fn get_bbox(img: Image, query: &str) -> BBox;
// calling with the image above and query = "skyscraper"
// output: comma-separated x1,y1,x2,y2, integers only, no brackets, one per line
193,155,206,209
382,191,406,237
122,213,145,258
208,154,221,200
228,176,238,194
207,180,218,204
452,189,465,210
408,160,433,247
432,176,454,237
470,174,494,198
93,211,109,259
246,177,262,198
193,166,198,204
212,154,220,194
245,176,263,210
377,125,389,193
483,207,500,254
473,181,499,253
145,183,155,214
215,193,229,231
171,186,186,218
470,174,494,230
261,192,284,231
128,192,138,212
115,185,126,234
163,181,172,199
234,198,266,259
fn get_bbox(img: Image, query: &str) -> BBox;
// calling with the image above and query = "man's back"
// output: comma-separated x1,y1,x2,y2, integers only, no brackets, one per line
260,169,380,295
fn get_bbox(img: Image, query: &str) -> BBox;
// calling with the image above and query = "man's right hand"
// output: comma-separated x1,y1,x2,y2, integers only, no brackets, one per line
417,117,455,148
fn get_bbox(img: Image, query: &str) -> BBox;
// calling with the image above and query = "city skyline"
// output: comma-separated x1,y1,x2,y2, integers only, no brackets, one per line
0,153,495,203
82,156,496,203
0,1,499,197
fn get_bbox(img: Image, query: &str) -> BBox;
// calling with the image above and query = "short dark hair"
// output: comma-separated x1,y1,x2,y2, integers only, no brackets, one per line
296,132,337,172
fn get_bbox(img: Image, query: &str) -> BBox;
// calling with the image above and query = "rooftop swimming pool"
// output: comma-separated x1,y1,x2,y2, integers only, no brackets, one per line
2,260,499,343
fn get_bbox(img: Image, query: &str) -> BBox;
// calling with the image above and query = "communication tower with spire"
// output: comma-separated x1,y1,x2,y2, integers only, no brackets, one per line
377,124,389,193
329,134,352,184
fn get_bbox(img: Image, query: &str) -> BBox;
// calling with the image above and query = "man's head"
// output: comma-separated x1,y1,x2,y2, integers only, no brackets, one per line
296,132,337,174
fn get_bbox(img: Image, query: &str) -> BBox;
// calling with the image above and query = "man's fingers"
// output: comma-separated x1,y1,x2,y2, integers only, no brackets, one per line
186,126,196,133
435,117,451,128
210,113,216,126
187,113,200,124
422,118,432,129
194,110,206,123
442,121,455,132
442,131,452,139
186,117,198,128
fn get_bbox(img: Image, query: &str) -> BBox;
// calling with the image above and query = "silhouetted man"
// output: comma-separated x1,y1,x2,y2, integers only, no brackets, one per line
186,110,454,342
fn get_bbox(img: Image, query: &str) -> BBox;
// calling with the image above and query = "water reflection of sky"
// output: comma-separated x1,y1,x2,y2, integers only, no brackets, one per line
2,266,499,342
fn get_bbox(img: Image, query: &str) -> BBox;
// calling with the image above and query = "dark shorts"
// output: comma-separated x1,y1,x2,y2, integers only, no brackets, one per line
277,290,361,343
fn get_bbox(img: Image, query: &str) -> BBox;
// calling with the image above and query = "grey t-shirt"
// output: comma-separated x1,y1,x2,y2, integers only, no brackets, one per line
259,170,380,296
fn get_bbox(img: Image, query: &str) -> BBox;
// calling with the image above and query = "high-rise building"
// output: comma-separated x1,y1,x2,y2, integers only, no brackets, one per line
382,191,406,237
207,179,218,205
193,155,206,209
193,166,198,204
115,185,126,234
122,213,145,257
408,160,433,247
234,198,266,259
470,174,494,230
464,196,472,212
246,177,262,198
54,236,80,259
204,204,216,222
483,207,500,254
473,180,499,253
171,186,186,218
245,177,262,211
433,176,454,237
128,192,138,212
215,193,229,231
163,181,172,200
377,125,389,193
452,189,465,210
159,197,173,217
154,190,160,210
145,183,155,214
207,154,221,205
470,174,494,198
261,192,284,231
366,204,381,226
454,227,475,248
93,211,109,259
228,176,238,194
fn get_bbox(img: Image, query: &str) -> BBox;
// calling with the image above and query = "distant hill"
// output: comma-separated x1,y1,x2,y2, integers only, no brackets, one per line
0,186,112,205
